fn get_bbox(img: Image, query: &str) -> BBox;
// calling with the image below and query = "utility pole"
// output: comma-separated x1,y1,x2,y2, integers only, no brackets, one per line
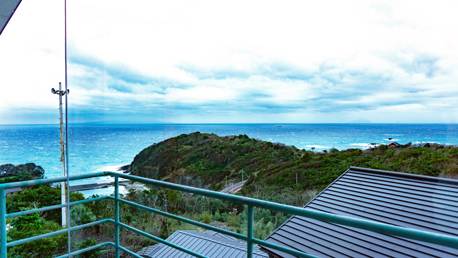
240,169,249,181
296,173,298,185
52,83,69,227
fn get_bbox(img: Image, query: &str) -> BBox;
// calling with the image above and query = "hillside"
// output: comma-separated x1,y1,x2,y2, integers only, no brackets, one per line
128,132,458,195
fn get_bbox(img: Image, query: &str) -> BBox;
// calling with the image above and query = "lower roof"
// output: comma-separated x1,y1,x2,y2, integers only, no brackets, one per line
262,166,458,258
137,230,268,258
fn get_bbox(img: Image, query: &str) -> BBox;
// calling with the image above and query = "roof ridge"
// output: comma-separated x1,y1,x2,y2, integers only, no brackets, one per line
349,166,458,185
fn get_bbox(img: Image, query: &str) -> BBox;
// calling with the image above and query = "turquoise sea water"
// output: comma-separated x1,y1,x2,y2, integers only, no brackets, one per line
1,124,458,196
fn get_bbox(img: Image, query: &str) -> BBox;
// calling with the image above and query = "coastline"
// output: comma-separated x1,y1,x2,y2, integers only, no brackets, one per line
3,123,458,197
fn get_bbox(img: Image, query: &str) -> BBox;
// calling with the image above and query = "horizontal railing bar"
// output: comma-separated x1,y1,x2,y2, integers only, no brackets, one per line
0,172,108,190
7,219,114,247
117,245,145,258
6,196,110,218
253,238,319,258
108,172,458,250
55,241,115,258
118,222,207,258
116,197,248,241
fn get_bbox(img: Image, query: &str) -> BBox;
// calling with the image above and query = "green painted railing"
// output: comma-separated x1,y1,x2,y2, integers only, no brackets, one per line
1,171,458,257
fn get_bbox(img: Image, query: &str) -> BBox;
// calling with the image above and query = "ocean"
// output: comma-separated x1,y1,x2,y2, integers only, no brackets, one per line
1,123,458,196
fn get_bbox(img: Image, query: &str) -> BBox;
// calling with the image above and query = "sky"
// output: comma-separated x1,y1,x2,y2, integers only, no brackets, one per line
1,0,458,124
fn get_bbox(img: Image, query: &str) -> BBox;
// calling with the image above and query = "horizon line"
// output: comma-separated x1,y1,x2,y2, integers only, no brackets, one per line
1,122,458,126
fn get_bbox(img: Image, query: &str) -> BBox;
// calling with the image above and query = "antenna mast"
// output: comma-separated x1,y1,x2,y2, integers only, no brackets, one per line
52,83,68,227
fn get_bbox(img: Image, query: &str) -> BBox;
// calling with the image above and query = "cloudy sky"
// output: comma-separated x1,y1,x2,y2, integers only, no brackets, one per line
1,0,458,124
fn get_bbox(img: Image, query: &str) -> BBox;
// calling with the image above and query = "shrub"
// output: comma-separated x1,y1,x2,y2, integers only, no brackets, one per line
226,213,241,227
7,185,84,224
7,220,67,257
74,237,103,258
200,211,212,223
70,204,96,226
253,218,275,239
213,210,222,221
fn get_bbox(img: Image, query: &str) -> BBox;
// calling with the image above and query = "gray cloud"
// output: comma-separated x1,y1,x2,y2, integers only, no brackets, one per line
69,49,179,94
177,60,315,82
51,46,457,124
382,51,440,78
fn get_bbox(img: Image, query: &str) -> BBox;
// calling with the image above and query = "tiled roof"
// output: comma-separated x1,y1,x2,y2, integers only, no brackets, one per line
262,166,458,258
137,230,268,258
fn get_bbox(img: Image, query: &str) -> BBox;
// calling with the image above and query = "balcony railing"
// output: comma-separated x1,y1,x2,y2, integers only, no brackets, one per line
1,172,458,258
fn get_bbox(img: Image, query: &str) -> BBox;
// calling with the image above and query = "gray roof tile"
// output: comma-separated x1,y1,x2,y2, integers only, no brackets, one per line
138,230,269,257
262,167,458,258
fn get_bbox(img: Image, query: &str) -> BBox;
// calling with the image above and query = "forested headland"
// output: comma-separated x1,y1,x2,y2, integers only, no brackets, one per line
128,132,458,194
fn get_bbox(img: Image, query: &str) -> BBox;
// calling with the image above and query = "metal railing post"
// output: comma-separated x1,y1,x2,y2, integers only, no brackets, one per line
0,189,6,258
115,177,120,257
247,204,254,258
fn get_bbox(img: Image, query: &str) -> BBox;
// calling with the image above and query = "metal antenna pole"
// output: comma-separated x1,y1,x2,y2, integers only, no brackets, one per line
64,0,71,256
58,82,67,227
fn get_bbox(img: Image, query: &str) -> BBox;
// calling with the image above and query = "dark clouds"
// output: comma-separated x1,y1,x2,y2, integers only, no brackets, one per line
58,46,457,124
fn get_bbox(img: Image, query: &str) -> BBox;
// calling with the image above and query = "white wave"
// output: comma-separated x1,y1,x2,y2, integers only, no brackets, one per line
80,186,128,198
97,164,128,173
351,143,371,146
351,143,381,149
34,146,44,150
414,141,440,144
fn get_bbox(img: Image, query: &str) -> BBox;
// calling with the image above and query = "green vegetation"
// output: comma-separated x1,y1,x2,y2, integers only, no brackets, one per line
7,185,85,224
5,185,103,257
129,132,458,195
